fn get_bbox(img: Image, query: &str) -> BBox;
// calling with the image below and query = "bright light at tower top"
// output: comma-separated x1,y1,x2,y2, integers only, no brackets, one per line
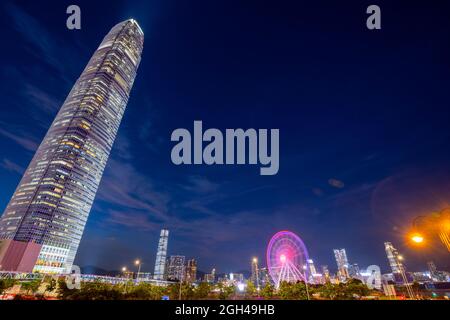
253,257,258,263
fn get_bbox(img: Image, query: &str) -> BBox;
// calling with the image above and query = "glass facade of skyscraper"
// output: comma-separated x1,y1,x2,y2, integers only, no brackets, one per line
153,229,169,280
0,19,144,273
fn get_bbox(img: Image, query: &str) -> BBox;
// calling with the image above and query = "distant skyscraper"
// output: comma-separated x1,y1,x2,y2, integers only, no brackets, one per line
257,267,271,287
333,249,349,279
185,258,197,283
427,261,437,277
321,265,330,282
307,259,317,275
307,259,317,283
204,268,216,283
0,19,144,273
167,255,185,281
384,242,402,274
251,257,260,287
349,263,360,277
153,229,169,280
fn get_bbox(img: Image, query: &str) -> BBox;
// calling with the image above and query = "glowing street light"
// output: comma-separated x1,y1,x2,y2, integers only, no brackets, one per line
411,234,424,244
135,259,142,281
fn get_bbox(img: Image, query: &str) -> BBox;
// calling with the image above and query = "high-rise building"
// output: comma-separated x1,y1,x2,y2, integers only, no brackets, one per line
153,229,169,280
167,255,185,281
384,242,402,274
204,268,216,283
307,259,317,275
427,261,437,278
349,263,360,277
257,267,271,287
185,258,197,283
0,19,144,274
333,249,349,279
251,257,259,287
321,265,330,282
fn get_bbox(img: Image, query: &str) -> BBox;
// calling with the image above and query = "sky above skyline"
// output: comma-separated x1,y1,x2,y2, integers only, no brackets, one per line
0,0,449,274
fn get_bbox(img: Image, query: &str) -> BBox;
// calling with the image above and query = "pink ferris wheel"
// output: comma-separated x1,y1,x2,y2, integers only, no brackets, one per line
266,230,309,288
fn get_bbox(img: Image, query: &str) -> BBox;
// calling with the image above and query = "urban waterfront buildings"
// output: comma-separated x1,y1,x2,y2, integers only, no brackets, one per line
0,19,144,273
153,229,169,280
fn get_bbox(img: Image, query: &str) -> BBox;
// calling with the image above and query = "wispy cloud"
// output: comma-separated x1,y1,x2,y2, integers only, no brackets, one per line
180,175,220,194
0,127,39,152
0,158,25,175
4,2,79,82
24,83,61,113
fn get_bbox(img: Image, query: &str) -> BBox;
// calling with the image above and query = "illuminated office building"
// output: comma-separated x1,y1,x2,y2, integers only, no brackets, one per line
251,257,259,287
153,229,169,280
167,255,185,281
333,248,350,279
185,258,197,283
384,242,402,274
0,19,144,273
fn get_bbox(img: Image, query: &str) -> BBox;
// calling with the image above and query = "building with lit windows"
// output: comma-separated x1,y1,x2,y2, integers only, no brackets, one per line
384,242,402,274
0,19,144,273
166,255,185,281
203,268,216,283
185,258,197,283
251,257,259,287
153,229,169,280
333,248,350,280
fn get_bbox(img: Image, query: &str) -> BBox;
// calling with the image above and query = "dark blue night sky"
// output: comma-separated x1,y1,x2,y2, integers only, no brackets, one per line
0,0,449,274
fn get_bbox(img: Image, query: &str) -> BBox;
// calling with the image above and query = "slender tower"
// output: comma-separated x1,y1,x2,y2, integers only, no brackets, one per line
153,229,169,280
0,19,144,273
384,242,402,274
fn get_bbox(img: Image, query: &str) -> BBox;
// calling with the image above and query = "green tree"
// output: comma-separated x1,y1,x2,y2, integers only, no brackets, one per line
194,282,211,299
217,282,235,300
21,279,42,296
245,280,256,298
43,277,57,298
260,283,274,300
0,278,17,295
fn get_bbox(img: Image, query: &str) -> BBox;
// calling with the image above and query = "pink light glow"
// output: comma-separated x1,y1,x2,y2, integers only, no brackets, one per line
280,254,286,263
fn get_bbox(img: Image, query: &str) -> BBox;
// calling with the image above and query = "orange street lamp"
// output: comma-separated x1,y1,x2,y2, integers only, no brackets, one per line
411,233,424,244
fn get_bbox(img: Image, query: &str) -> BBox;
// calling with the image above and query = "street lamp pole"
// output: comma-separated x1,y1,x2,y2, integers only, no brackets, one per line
135,260,141,283
179,265,185,300
303,265,310,300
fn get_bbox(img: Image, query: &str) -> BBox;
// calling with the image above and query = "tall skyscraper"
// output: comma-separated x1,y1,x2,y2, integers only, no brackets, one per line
251,257,259,287
0,19,144,273
153,229,169,280
185,258,197,283
384,242,402,274
333,249,349,279
166,255,185,281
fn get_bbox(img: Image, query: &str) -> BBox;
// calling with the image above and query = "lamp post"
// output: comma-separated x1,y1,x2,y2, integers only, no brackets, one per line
303,264,310,300
179,265,185,300
122,266,129,292
135,259,141,283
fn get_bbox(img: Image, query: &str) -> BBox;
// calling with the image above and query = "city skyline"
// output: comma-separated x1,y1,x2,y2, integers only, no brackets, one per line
0,0,449,274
